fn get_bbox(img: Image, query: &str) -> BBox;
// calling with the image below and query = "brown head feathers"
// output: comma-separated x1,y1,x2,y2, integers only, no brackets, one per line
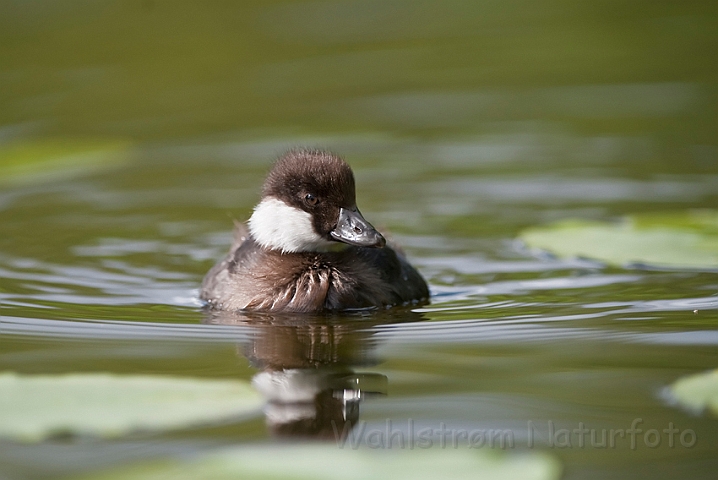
262,149,356,209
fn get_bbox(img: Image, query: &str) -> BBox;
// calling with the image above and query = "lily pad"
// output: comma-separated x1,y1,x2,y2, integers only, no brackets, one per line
668,369,718,415
0,137,131,185
0,372,262,442
71,444,561,480
519,210,718,269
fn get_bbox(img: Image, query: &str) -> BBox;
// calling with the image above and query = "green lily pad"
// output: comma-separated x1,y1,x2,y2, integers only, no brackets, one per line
668,369,718,415
70,444,561,480
0,137,131,185
0,372,262,442
519,210,718,269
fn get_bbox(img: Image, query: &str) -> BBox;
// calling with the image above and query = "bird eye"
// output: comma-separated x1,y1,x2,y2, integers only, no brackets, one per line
304,193,318,206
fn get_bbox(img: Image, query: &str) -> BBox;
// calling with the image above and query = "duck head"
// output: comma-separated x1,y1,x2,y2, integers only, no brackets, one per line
248,149,385,253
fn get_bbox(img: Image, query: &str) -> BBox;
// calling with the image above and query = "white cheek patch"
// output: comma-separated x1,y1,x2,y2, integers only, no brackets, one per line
248,197,333,253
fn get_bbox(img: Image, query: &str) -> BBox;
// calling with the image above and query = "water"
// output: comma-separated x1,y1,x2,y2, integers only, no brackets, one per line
1,1,717,479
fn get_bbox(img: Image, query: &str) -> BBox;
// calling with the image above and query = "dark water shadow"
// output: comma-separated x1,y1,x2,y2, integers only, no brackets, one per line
203,308,427,441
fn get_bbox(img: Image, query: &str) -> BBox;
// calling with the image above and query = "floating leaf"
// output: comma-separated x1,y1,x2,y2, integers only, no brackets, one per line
519,210,718,269
668,369,718,415
70,444,561,480
0,137,131,185
0,372,262,442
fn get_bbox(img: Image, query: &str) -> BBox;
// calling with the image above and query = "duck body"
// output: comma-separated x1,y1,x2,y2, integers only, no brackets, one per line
200,149,429,313
202,235,428,312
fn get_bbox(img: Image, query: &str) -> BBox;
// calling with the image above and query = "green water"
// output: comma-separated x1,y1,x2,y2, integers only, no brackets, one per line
1,1,717,479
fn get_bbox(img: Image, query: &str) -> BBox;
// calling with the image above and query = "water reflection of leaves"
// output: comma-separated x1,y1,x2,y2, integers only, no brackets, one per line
0,137,132,186
667,369,718,416
520,210,718,270
71,444,562,480
0,372,262,442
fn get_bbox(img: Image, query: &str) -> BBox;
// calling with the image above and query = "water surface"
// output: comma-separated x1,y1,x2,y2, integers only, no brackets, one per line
1,1,717,479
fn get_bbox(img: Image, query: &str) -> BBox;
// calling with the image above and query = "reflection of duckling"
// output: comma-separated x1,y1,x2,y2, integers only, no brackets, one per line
204,311,400,440
253,368,387,440
201,149,428,312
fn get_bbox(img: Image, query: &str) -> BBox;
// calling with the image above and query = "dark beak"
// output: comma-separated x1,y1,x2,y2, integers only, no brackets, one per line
330,207,386,248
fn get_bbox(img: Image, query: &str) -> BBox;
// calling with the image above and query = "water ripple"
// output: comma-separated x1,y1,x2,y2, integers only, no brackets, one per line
0,257,199,308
